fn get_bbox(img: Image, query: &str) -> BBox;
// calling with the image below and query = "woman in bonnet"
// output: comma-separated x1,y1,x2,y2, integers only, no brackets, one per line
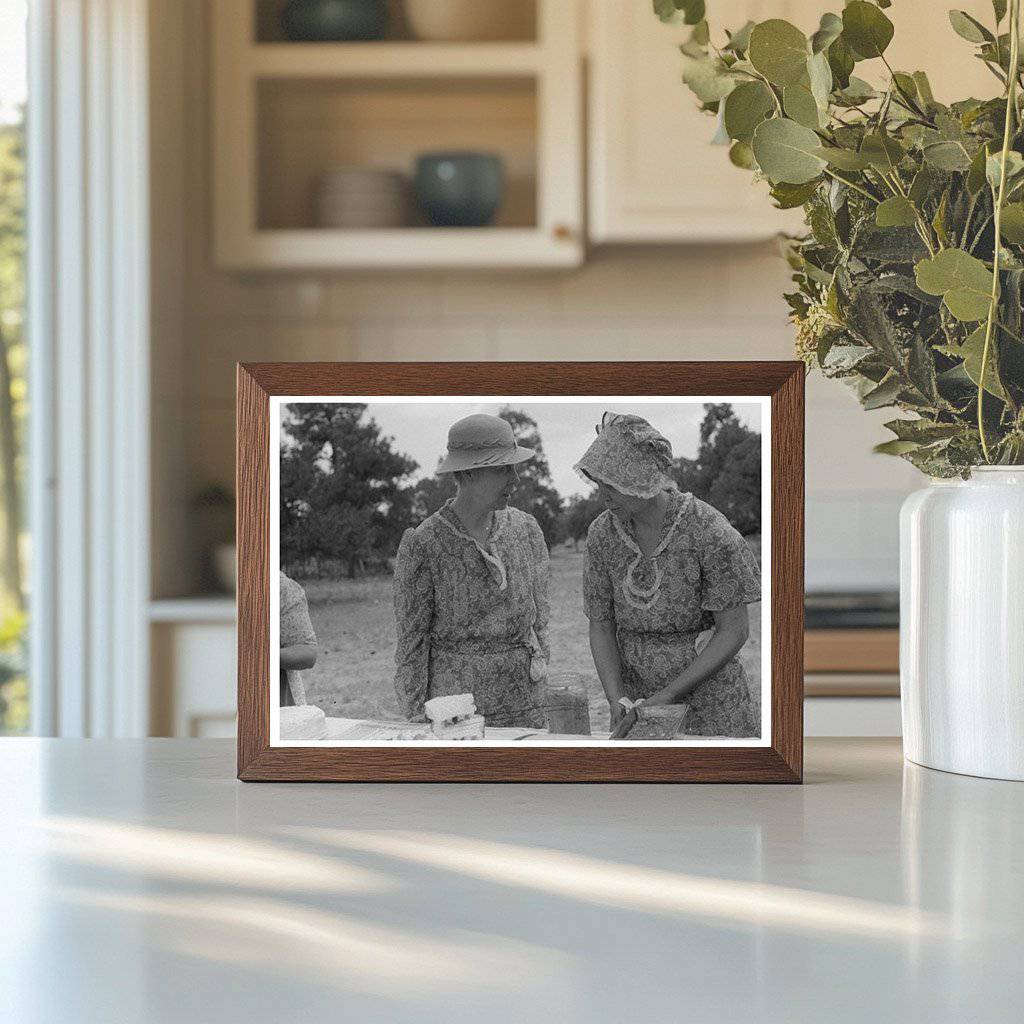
393,413,550,728
576,412,761,738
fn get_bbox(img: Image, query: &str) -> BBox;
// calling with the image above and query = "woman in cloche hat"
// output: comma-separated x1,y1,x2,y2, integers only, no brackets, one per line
393,413,550,728
576,412,761,739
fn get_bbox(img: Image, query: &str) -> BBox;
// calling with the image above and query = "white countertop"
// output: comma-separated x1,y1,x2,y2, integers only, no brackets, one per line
2,738,1022,1023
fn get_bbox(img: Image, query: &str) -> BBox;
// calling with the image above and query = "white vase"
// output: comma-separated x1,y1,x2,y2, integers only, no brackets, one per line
900,467,1024,781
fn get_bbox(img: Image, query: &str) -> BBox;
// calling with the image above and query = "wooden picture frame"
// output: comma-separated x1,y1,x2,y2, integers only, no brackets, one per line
237,362,804,782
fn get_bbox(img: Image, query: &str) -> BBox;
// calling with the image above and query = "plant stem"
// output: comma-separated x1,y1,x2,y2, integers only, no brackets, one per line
979,0,1021,462
821,167,879,203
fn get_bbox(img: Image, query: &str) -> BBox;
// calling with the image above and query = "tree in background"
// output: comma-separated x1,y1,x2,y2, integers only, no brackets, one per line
280,403,418,577
0,109,27,733
563,490,605,549
411,463,454,522
498,406,563,547
0,115,25,609
672,403,761,536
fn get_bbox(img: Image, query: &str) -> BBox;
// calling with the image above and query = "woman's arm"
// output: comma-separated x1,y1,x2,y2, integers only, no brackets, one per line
645,605,750,706
393,530,433,722
280,643,317,671
589,618,628,729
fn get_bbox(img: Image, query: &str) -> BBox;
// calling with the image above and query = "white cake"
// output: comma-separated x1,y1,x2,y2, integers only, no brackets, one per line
279,705,327,741
425,693,485,740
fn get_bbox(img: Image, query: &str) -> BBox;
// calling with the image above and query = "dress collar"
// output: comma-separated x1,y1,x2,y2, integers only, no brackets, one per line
437,500,509,591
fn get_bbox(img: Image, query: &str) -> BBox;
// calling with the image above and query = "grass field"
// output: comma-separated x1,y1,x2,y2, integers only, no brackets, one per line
298,543,761,732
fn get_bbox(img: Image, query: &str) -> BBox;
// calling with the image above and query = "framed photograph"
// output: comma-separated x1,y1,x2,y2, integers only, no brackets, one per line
237,362,804,782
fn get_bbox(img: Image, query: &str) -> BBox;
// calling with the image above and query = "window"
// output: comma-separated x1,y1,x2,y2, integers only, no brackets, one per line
0,0,28,734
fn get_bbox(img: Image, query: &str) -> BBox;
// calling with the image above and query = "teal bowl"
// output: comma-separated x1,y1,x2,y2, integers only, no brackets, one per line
280,0,388,42
415,152,505,228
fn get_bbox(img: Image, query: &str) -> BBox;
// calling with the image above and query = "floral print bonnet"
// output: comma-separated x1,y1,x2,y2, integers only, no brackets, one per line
573,412,675,499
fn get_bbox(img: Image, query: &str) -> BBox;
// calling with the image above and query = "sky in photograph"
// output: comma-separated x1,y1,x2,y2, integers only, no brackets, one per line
342,399,762,499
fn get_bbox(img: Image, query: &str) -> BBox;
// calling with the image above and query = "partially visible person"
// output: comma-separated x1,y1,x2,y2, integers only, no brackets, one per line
280,570,318,707
576,412,761,739
393,413,550,728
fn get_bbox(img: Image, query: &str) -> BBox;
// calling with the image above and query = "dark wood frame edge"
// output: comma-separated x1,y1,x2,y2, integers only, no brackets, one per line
237,362,804,783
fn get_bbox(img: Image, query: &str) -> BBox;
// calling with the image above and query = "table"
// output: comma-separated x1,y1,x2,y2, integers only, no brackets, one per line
2,738,1022,1023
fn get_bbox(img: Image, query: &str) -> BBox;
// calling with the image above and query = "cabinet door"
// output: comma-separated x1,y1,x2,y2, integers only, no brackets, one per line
588,1,1003,245
588,1,814,243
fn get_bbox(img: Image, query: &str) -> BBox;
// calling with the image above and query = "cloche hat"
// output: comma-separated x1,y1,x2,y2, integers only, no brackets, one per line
436,413,536,474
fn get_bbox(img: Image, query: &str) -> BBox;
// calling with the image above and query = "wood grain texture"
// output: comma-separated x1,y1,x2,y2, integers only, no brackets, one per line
236,361,805,783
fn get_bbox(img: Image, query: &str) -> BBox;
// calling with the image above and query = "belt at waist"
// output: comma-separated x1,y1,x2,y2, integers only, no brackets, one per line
430,636,532,655
615,627,700,640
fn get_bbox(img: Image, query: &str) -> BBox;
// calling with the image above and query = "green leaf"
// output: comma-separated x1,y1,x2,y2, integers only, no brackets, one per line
748,19,810,87
923,140,973,171
884,418,963,443
681,55,737,103
842,1,894,60
932,190,950,247
752,117,827,184
909,165,936,205
783,83,822,128
723,81,775,143
860,133,905,173
985,150,1024,190
807,51,833,111
862,374,902,409
728,140,758,169
875,196,918,228
827,35,855,89
770,179,820,209
914,249,994,321
653,0,705,25
958,324,1007,398
836,75,877,104
967,142,993,193
874,439,921,455
814,145,872,170
810,12,843,54
912,71,935,105
999,202,1024,242
948,10,993,44
690,20,710,46
993,1,1008,25
724,20,755,53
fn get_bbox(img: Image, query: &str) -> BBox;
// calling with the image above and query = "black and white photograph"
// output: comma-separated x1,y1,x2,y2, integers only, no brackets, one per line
270,396,770,746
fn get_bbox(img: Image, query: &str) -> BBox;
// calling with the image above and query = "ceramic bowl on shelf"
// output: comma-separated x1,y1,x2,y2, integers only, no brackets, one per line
314,167,409,228
414,152,504,227
280,0,388,42
403,0,534,42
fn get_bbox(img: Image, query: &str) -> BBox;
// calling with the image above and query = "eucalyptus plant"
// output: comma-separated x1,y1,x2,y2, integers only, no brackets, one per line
658,0,1024,474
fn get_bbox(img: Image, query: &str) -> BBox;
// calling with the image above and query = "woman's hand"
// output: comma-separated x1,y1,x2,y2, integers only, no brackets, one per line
609,707,637,740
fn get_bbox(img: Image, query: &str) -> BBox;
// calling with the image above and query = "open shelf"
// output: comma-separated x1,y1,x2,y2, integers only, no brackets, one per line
213,0,581,268
249,42,544,77
254,0,538,45
257,76,537,232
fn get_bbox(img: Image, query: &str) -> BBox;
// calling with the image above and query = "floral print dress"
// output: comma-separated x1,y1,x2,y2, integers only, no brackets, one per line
393,500,550,728
280,572,317,708
583,489,761,737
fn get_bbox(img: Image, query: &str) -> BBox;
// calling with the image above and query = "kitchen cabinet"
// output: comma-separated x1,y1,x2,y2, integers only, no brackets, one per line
587,0,1000,244
587,1,811,243
211,0,583,269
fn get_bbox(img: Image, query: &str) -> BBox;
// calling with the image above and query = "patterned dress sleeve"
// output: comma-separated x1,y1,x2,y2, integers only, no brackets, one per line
280,575,317,647
696,502,762,612
527,517,551,665
582,516,615,622
393,528,434,721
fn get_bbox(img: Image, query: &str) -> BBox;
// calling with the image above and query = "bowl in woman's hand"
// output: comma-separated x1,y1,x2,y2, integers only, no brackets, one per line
414,152,505,227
